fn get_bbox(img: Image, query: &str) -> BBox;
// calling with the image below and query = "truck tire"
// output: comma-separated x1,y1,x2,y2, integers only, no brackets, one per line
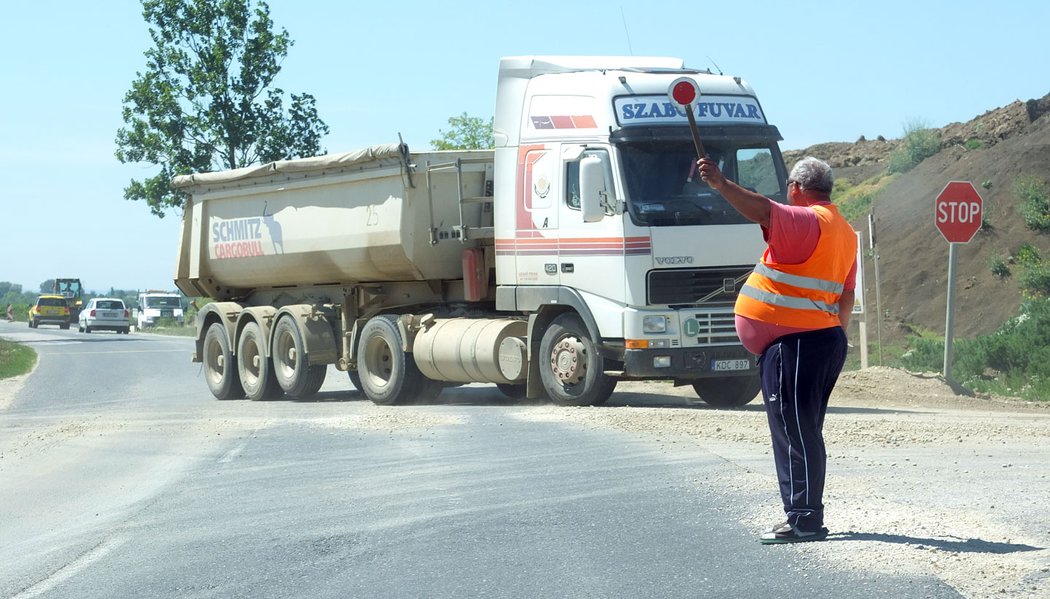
237,321,283,401
496,383,527,401
357,315,441,405
347,370,363,392
271,317,327,398
539,313,617,406
691,374,761,408
203,322,245,400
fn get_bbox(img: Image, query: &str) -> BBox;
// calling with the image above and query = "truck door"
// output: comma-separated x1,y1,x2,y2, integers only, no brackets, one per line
512,145,560,286
558,146,627,305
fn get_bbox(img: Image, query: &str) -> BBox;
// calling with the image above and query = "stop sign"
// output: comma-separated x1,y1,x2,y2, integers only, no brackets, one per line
935,181,983,243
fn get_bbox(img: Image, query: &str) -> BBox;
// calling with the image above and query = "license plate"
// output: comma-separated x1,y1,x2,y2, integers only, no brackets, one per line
102,311,120,318
712,359,751,372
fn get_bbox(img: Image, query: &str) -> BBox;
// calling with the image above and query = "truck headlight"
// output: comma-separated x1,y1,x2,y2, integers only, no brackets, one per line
642,315,668,333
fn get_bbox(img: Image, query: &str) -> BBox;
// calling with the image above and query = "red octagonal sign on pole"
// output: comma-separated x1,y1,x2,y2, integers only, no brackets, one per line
935,181,983,243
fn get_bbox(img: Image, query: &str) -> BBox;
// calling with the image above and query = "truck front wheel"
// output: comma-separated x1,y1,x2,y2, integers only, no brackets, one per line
357,315,440,405
272,317,327,398
236,322,283,401
203,323,245,400
539,313,617,406
691,375,761,408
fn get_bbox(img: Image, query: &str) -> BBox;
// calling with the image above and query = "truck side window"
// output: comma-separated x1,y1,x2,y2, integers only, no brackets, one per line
566,161,581,209
736,148,780,197
565,149,612,211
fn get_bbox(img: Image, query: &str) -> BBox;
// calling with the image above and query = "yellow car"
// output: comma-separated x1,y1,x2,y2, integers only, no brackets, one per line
29,295,71,329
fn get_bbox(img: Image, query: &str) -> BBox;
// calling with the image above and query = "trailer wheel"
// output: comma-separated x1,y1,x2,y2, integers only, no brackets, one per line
357,315,441,405
237,321,283,401
691,375,761,408
539,313,617,406
203,322,245,400
272,317,327,398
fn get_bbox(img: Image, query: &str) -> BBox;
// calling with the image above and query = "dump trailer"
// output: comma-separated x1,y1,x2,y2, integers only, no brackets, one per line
174,55,790,407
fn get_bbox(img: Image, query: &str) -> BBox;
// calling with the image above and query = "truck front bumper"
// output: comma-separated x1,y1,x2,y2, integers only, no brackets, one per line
622,345,758,379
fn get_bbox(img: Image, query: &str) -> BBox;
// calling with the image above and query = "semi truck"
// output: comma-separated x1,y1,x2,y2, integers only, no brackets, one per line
173,55,790,407
136,290,185,328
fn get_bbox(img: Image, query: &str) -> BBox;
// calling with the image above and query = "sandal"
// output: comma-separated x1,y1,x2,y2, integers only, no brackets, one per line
760,522,829,544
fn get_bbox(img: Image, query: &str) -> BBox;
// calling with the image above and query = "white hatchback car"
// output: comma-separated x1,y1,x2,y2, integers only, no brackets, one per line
79,298,130,334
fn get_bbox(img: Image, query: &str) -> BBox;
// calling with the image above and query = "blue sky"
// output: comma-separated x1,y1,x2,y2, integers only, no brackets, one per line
1,0,1047,294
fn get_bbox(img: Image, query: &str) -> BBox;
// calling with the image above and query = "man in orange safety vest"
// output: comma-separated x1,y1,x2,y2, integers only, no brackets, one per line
698,155,856,544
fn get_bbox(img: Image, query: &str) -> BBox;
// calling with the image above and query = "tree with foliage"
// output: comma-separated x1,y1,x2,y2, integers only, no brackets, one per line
115,0,330,217
431,113,494,150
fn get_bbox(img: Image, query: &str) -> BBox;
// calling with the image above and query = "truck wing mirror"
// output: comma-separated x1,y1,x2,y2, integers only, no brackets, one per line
579,155,607,223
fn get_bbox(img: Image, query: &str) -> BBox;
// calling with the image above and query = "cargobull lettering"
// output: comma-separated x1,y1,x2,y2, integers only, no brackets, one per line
211,217,266,259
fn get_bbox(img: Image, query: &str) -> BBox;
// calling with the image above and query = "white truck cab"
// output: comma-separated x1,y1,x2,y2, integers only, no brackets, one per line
136,291,184,328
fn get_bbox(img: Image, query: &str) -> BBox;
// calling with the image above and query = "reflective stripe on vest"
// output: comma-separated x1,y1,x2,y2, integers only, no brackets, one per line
733,203,855,329
752,262,844,295
738,284,840,315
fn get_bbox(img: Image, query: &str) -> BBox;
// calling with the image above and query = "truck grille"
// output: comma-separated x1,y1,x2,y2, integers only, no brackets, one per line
648,266,753,306
689,311,741,345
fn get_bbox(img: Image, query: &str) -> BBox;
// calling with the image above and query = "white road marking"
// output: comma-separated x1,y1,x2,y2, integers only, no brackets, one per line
13,536,126,598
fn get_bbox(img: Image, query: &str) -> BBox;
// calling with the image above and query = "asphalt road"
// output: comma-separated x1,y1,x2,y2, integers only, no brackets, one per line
0,321,961,598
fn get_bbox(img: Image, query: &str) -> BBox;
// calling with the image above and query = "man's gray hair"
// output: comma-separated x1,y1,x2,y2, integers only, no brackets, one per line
789,157,834,194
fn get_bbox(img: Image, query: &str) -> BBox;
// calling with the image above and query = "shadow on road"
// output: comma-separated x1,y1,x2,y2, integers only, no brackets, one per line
828,531,1043,554
264,384,930,415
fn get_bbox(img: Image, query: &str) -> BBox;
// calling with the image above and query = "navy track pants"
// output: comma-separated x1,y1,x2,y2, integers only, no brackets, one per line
759,326,847,532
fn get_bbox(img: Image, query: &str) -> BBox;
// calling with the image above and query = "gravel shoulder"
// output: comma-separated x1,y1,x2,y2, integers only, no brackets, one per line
511,367,1050,599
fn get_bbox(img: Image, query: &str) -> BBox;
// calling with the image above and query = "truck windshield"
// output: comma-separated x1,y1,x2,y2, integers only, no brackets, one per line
618,140,785,226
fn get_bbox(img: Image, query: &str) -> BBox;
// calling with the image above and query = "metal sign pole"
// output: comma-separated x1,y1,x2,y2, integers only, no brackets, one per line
943,242,957,381
869,214,883,366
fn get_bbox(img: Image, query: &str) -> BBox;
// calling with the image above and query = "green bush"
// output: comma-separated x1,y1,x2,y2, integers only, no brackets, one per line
964,138,984,150
0,339,36,378
990,254,1011,278
1019,260,1050,297
4,303,29,322
954,299,1050,400
900,336,945,372
896,298,1050,400
1007,244,1050,297
887,121,941,174
1015,243,1041,266
831,174,890,224
1015,175,1050,231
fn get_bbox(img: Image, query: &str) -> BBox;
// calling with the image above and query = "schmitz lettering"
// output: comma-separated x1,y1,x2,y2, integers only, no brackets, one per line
210,217,266,259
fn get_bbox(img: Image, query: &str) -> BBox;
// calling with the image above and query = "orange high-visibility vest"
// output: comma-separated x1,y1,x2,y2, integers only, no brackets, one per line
735,204,856,329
